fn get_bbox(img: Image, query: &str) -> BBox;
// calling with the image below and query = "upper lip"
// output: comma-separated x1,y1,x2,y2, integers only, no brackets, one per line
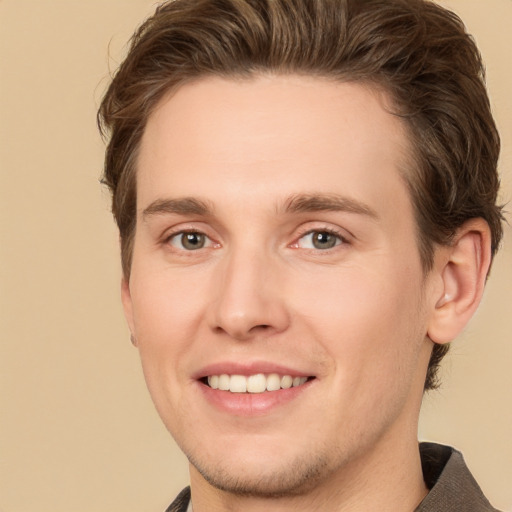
193,361,313,380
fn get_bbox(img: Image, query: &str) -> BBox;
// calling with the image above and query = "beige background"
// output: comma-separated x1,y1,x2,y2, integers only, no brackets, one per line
0,1,510,511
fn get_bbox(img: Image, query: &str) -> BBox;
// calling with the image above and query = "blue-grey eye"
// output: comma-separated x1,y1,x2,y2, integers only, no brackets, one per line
298,231,341,250
170,232,207,250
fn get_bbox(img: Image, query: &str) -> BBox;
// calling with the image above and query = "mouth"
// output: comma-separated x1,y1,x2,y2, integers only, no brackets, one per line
201,373,313,394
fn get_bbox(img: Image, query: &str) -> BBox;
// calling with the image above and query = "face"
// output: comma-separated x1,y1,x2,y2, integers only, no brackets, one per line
124,75,435,497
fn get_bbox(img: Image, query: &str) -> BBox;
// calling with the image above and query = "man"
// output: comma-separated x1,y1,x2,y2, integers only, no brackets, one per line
98,0,504,510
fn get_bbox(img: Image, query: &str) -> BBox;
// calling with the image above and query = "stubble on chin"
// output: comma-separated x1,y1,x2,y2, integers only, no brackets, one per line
187,450,336,499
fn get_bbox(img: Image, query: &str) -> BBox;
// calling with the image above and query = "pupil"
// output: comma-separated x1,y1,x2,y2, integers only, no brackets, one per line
313,232,336,249
182,232,204,250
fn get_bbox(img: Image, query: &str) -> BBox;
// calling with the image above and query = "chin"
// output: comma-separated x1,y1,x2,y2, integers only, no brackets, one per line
187,447,337,498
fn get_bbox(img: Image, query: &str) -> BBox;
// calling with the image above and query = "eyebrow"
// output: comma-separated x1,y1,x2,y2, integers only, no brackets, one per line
142,197,213,220
141,193,378,221
283,193,378,219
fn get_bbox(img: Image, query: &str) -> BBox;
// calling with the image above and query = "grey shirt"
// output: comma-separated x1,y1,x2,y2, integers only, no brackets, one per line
165,443,500,512
415,442,500,511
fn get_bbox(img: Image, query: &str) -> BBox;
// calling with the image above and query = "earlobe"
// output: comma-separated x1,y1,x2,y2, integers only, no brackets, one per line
427,219,491,344
121,277,136,343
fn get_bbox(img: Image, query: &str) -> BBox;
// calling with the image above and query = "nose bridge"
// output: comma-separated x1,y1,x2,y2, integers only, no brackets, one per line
209,240,288,340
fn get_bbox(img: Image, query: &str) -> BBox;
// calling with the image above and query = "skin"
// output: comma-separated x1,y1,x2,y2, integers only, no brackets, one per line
121,75,490,511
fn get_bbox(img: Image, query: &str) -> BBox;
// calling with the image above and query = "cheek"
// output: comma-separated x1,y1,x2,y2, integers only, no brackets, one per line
293,261,426,381
128,267,211,403
128,276,200,430
130,263,209,341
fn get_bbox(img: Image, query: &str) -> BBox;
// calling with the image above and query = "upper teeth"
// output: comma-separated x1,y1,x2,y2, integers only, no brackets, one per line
207,373,308,393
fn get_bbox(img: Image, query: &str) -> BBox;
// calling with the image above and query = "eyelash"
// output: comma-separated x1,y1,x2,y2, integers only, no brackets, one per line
162,226,349,253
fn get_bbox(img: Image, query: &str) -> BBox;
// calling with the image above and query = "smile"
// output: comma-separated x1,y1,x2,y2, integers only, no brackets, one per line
206,373,309,393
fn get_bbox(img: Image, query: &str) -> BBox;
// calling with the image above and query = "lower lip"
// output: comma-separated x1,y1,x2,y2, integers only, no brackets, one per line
197,379,314,416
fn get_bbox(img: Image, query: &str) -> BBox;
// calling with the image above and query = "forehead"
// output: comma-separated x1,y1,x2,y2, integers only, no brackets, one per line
137,75,413,215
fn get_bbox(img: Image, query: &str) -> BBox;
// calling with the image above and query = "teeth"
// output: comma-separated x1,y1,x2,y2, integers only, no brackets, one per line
207,373,308,393
266,373,281,391
281,375,293,389
247,373,266,393
230,375,247,393
218,374,230,391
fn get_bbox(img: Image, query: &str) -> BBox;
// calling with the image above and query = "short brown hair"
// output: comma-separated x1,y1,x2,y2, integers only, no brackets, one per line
98,0,503,390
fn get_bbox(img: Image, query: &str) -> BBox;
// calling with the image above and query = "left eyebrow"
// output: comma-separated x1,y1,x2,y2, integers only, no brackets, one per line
282,193,379,219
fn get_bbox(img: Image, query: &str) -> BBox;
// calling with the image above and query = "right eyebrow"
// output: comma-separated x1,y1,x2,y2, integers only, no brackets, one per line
141,197,213,220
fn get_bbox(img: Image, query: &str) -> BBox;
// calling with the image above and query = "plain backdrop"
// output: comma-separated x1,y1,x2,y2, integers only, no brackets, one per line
0,1,511,511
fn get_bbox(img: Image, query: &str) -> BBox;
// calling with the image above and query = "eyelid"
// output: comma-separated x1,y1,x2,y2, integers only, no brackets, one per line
160,221,211,240
164,227,206,240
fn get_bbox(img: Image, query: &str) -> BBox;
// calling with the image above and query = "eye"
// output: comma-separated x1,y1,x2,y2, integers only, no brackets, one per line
168,231,212,251
297,230,343,250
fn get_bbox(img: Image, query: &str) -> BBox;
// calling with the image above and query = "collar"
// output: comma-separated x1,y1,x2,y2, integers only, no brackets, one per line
415,442,499,511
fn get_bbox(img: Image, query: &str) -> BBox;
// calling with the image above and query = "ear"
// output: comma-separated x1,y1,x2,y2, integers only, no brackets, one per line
121,277,137,343
427,218,492,344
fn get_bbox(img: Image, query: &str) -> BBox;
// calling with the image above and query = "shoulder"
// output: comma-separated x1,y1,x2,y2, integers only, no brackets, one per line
164,486,191,512
416,443,501,512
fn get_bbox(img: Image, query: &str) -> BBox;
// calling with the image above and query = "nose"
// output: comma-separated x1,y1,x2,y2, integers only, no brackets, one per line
208,247,290,341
